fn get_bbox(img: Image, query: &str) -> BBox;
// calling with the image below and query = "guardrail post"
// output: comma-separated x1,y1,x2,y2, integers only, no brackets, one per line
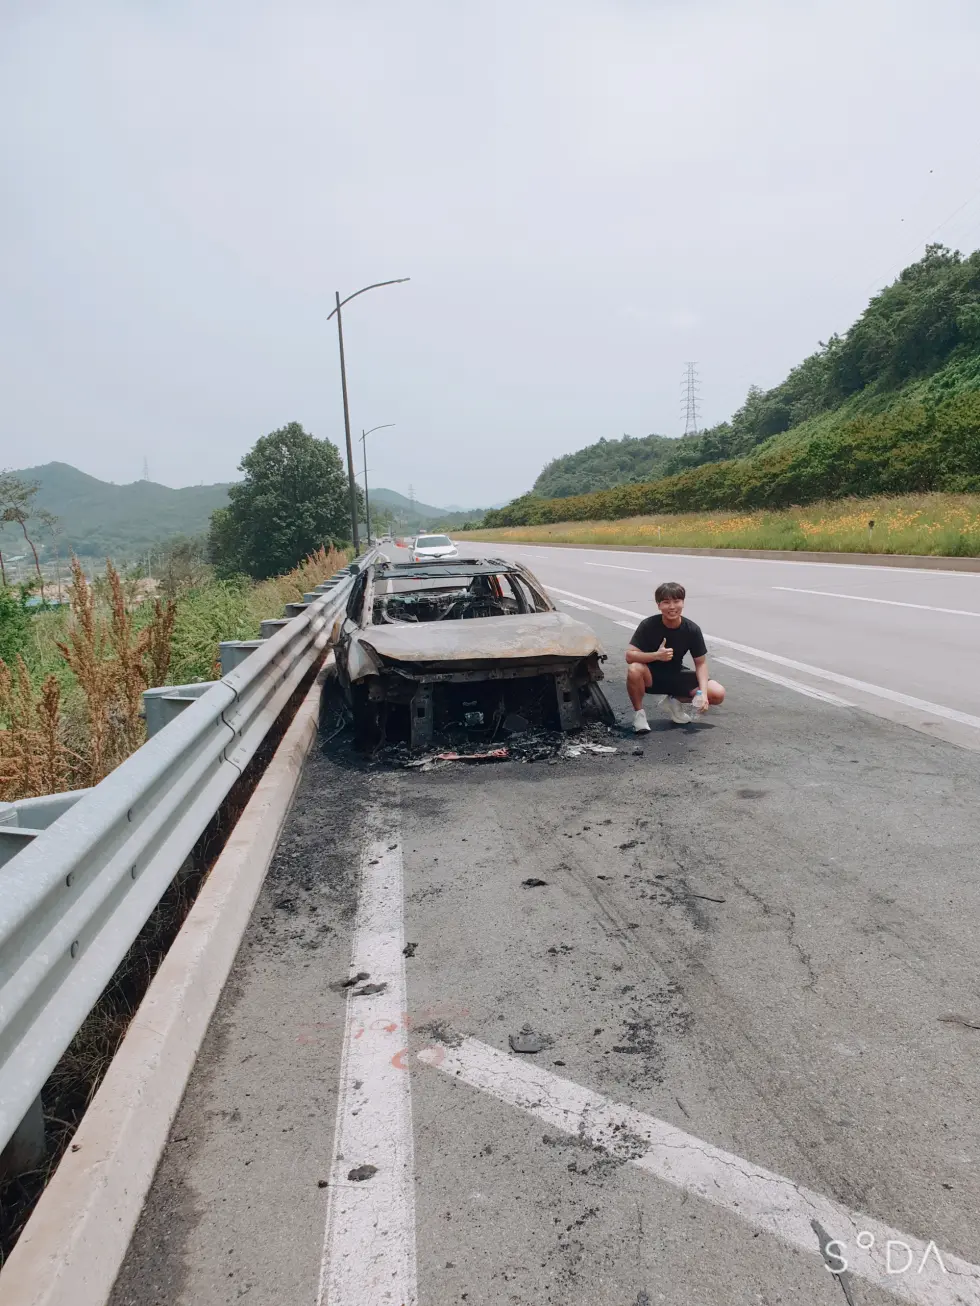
0,827,39,870
0,1094,45,1181
142,683,218,738
218,641,265,675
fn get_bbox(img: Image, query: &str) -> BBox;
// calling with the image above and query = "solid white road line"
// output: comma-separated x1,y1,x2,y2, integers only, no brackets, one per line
707,634,980,731
419,1038,980,1306
317,831,417,1306
557,599,593,610
714,656,854,707
616,620,636,630
547,585,980,732
774,586,980,618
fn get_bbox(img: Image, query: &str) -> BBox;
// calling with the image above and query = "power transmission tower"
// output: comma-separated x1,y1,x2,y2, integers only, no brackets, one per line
408,483,416,522
681,362,701,436
141,456,151,481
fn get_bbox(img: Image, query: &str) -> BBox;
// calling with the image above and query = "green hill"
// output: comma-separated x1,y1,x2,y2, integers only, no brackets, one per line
0,462,231,559
533,433,676,498
486,244,980,527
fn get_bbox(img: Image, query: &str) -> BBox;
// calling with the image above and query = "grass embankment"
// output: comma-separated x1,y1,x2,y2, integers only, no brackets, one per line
0,545,348,802
469,493,980,556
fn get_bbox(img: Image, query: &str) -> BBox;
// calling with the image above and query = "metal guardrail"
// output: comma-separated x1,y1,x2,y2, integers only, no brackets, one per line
0,553,373,1168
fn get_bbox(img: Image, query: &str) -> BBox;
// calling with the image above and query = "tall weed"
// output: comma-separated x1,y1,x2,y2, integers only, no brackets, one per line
0,545,348,800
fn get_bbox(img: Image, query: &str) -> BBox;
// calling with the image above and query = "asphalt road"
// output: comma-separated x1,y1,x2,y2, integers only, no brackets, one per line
111,545,980,1306
472,541,980,752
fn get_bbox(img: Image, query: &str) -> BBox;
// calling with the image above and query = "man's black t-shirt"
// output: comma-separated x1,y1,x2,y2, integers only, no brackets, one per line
629,615,707,669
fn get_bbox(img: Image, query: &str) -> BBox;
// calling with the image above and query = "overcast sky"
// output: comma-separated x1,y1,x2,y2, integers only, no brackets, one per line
2,0,979,508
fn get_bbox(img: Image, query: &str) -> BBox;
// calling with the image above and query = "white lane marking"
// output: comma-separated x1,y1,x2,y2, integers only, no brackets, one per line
584,561,652,572
498,542,980,581
558,599,592,610
547,586,980,732
715,656,854,707
774,586,980,618
616,620,636,630
706,634,980,732
318,832,417,1306
419,1038,980,1306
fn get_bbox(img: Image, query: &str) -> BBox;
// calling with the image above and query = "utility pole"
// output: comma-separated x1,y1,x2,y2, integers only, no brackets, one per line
408,483,416,529
682,362,701,436
327,278,410,552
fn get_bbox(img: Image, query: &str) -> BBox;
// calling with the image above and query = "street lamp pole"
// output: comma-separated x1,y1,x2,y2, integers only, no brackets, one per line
360,423,395,543
328,278,409,552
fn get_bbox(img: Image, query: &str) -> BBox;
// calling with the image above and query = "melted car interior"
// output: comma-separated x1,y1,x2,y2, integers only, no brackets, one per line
349,560,553,625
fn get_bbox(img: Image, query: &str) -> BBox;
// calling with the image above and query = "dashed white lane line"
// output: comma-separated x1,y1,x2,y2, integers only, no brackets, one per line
774,586,980,618
418,1038,980,1306
584,561,652,572
547,585,980,731
558,599,593,610
714,656,854,707
317,831,417,1306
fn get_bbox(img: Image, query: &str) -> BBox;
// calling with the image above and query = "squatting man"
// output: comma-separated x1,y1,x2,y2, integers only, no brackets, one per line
626,581,725,733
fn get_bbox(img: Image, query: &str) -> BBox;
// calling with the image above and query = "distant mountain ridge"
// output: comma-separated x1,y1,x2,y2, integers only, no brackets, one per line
0,462,484,559
369,487,449,519
368,487,491,529
2,462,232,559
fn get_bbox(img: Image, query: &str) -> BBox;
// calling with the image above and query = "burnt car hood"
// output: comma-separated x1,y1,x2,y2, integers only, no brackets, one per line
347,611,604,681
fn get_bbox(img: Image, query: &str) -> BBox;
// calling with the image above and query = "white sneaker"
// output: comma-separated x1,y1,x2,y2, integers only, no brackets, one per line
664,696,693,724
633,708,651,733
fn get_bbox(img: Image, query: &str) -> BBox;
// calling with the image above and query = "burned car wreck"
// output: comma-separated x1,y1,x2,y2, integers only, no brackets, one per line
334,557,615,748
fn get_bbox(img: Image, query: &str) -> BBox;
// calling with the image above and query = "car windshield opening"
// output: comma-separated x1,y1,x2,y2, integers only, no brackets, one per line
372,573,526,623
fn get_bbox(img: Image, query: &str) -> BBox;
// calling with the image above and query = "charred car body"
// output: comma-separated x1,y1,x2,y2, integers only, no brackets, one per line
334,557,615,747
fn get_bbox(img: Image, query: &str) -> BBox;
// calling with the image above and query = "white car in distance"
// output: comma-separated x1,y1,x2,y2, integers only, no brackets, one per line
411,534,458,562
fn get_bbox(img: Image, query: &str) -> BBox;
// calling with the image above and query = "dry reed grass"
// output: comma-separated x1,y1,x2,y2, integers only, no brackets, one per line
0,546,346,803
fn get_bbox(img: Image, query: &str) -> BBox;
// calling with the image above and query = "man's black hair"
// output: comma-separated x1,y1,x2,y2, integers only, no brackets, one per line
655,581,686,603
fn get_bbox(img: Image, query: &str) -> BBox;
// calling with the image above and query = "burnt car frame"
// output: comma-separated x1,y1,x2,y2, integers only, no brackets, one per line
334,556,615,748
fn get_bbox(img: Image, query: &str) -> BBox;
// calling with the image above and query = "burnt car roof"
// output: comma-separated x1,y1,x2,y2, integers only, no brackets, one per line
372,557,518,581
